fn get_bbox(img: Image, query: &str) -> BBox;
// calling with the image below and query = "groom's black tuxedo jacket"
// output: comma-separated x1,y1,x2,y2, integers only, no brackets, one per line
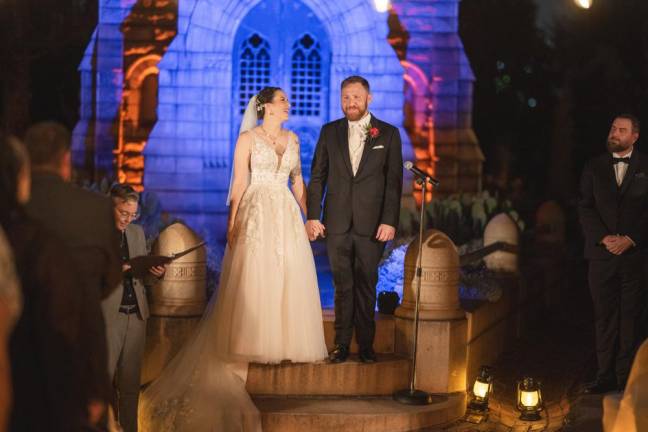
578,150,648,260
307,115,403,236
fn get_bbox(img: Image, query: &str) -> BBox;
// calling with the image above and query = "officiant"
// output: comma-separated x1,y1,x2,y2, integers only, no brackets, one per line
103,183,166,432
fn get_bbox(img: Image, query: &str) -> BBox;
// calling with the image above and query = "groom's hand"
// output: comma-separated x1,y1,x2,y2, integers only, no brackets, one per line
306,220,326,241
376,224,396,242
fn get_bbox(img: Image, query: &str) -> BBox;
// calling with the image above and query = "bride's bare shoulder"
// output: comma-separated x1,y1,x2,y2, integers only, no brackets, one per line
284,129,299,142
238,129,258,141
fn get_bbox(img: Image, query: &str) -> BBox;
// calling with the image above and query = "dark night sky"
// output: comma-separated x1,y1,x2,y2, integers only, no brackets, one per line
535,0,580,35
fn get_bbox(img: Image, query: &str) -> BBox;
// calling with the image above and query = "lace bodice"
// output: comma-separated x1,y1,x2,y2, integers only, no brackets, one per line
249,130,302,186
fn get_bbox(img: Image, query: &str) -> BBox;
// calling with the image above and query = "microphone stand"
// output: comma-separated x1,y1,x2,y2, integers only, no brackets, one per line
394,175,436,405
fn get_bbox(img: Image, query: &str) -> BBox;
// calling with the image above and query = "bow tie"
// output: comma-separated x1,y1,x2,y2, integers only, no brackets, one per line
613,157,630,165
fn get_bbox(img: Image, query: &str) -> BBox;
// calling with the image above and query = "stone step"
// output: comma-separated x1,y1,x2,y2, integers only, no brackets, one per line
322,309,395,354
247,354,410,396
254,393,466,432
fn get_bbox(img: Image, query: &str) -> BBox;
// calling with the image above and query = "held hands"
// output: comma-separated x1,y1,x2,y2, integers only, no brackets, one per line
149,265,167,278
601,234,634,255
304,221,395,242
306,220,326,241
376,224,396,242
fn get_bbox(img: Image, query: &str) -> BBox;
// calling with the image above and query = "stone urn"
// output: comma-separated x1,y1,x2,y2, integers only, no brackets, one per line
483,213,519,273
395,229,464,321
142,223,208,385
149,222,207,316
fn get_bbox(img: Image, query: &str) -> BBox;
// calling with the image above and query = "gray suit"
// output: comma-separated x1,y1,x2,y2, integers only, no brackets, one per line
102,223,150,432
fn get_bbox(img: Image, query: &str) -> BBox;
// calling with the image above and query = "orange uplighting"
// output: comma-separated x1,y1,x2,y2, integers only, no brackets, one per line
116,55,162,192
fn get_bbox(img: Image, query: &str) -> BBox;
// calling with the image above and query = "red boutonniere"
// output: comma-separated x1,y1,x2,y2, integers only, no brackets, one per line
364,124,381,139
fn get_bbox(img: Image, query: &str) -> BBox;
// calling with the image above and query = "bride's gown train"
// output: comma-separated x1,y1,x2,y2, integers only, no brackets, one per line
139,130,328,431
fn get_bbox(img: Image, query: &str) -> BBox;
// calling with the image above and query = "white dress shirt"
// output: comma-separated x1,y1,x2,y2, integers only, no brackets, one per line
348,112,371,176
613,149,632,186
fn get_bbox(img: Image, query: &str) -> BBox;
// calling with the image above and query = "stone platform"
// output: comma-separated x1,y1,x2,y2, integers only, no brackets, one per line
247,310,465,431
255,394,465,432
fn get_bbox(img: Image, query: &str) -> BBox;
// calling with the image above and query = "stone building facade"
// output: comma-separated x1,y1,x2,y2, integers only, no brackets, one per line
73,0,483,237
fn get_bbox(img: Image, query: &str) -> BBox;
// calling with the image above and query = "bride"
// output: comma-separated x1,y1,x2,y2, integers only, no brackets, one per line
139,87,328,431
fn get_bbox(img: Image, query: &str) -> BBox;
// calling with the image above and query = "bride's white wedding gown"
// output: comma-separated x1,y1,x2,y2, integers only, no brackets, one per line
139,130,328,431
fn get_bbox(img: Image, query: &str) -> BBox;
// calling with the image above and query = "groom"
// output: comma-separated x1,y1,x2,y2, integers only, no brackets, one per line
307,75,403,363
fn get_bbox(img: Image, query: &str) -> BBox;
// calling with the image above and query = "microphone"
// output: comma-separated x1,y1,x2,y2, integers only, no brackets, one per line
403,161,440,186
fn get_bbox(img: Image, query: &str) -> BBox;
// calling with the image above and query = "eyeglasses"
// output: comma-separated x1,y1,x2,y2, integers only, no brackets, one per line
116,209,140,221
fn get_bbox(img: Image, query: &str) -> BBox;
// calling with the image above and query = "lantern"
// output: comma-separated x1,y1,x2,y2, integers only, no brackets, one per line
468,366,493,412
517,377,543,421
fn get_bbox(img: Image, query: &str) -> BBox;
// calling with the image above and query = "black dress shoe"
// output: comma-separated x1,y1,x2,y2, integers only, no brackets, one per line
328,344,349,363
359,348,377,363
582,380,617,395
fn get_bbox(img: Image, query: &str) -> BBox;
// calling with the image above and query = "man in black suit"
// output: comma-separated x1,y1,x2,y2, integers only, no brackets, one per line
579,114,648,394
307,76,403,364
23,122,122,426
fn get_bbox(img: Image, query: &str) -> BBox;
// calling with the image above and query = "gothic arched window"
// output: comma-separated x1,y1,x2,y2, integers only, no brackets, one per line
290,34,322,117
238,33,271,114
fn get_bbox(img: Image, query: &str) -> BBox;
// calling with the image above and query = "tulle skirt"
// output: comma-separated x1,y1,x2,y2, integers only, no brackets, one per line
139,183,327,431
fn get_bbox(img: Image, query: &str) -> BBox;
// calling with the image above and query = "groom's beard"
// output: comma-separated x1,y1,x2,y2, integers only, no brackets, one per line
343,105,368,121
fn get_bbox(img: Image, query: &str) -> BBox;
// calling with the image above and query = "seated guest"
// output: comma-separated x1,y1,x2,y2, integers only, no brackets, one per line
103,184,165,432
0,133,83,431
0,225,21,432
23,121,122,426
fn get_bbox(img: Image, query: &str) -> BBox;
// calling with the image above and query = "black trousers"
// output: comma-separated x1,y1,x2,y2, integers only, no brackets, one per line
327,231,385,349
588,253,644,385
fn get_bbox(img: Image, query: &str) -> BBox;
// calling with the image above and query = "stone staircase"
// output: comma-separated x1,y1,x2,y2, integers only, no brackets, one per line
246,310,466,432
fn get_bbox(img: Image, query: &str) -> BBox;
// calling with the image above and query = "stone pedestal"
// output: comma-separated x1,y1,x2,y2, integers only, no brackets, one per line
141,315,202,385
394,230,467,394
394,317,467,393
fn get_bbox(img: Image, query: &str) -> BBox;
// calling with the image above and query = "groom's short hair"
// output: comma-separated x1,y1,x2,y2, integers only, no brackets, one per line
341,75,370,93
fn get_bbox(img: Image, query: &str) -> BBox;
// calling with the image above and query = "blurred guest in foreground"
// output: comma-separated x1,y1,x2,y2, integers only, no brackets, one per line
23,122,122,426
0,212,21,432
0,133,83,430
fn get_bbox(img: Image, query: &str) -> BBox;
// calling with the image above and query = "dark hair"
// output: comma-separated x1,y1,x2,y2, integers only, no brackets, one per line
615,113,640,134
341,75,370,93
256,87,282,119
110,183,139,204
0,132,29,228
23,121,71,168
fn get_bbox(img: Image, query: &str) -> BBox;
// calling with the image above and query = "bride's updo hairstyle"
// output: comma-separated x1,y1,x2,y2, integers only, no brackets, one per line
255,86,282,119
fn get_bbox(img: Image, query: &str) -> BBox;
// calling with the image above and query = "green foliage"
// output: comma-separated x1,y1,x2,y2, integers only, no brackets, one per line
398,191,524,246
